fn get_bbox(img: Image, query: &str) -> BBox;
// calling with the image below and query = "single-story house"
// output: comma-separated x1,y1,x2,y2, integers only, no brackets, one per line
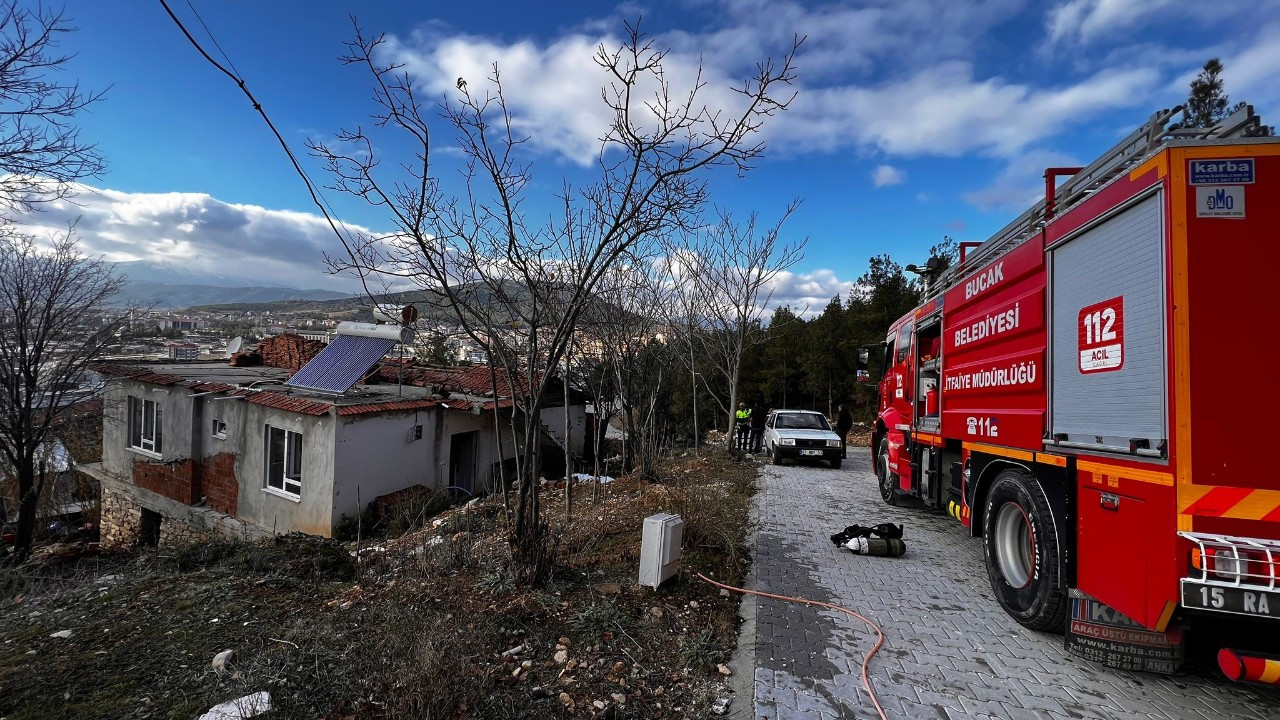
81,332,587,548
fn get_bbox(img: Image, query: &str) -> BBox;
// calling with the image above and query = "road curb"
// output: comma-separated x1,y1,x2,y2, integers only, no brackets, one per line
724,466,766,719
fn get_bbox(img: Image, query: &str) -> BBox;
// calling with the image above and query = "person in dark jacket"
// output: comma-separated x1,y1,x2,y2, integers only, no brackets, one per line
749,403,767,453
835,404,853,458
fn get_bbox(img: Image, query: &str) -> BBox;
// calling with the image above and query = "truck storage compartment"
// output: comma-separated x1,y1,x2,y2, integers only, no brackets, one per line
1049,191,1167,456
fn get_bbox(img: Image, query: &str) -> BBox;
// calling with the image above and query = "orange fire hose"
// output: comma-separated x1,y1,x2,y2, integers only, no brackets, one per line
696,572,888,720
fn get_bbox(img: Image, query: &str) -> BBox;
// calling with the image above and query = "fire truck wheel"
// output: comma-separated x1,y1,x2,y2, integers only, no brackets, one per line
876,438,898,505
982,469,1067,633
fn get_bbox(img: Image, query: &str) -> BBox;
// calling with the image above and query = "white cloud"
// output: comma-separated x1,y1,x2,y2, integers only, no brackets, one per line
677,0,1024,77
383,28,748,167
387,23,1157,163
872,165,906,187
369,1,1280,169
763,268,859,316
777,62,1157,158
1045,0,1272,47
15,185,372,291
1222,24,1280,110
1046,0,1175,45
963,149,1081,212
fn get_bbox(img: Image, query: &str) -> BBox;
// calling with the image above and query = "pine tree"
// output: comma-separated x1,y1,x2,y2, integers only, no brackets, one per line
1183,58,1231,129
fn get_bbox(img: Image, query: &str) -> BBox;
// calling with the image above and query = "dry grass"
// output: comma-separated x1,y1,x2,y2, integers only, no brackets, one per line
0,451,758,719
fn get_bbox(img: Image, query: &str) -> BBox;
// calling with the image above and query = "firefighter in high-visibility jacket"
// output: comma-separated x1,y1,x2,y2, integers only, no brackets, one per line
735,403,752,451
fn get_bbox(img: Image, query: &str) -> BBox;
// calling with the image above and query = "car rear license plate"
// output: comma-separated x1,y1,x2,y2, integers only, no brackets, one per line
800,449,823,457
1181,581,1279,619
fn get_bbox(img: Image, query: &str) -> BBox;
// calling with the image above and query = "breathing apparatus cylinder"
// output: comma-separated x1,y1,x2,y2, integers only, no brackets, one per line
843,537,907,557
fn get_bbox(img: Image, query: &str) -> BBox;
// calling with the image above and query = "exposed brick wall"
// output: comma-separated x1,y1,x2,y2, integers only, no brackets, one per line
131,453,240,516
201,452,239,517
257,334,326,372
229,351,262,367
227,334,324,372
132,457,199,505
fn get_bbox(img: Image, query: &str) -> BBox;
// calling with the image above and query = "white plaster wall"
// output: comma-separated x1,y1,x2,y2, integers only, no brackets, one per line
100,381,196,476
100,380,339,537
332,409,438,525
539,403,589,457
329,407,530,527
220,401,337,537
439,409,515,492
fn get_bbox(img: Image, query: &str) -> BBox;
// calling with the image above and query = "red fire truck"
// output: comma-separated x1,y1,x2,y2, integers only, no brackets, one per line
867,105,1280,681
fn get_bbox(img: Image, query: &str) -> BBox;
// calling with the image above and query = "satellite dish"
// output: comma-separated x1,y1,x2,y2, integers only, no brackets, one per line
401,304,419,324
224,337,244,359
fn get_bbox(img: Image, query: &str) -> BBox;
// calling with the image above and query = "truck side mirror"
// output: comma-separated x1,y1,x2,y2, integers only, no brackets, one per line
855,347,871,383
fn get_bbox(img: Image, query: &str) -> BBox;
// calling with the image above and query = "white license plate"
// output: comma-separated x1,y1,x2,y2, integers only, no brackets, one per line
800,449,823,456
1181,581,1279,619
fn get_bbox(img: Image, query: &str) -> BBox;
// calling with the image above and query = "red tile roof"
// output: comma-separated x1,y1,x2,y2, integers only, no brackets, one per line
188,382,235,393
337,398,440,416
373,362,537,399
92,362,518,418
244,392,331,416
93,364,187,386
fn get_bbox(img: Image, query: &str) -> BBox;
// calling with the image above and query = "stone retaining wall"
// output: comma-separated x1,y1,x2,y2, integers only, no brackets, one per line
97,477,268,550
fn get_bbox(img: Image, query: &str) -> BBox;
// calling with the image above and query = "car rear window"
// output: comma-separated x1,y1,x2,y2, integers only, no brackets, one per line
776,414,830,430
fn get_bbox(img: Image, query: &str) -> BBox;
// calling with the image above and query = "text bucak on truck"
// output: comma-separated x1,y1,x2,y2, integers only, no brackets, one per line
864,105,1280,682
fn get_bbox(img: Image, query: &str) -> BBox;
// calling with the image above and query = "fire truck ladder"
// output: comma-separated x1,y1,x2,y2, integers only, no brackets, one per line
924,104,1270,301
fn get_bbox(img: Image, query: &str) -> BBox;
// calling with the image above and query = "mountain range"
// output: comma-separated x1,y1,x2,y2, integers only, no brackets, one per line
111,260,353,308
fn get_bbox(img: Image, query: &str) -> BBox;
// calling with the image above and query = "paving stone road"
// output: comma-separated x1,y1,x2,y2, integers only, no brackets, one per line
729,449,1280,720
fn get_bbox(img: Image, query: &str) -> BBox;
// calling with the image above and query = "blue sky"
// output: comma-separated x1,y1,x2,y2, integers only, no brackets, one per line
21,0,1280,306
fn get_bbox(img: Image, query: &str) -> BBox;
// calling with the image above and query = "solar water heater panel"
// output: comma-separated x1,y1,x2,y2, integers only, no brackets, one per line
283,334,397,394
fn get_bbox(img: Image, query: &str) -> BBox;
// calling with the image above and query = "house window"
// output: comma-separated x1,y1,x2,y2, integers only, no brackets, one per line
264,425,302,498
127,396,162,455
212,418,227,439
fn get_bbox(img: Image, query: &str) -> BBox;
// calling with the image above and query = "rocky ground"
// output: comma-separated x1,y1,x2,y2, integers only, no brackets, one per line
0,452,758,720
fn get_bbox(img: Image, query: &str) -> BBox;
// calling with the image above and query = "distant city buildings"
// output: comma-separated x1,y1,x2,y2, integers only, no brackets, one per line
167,342,199,361
160,317,204,331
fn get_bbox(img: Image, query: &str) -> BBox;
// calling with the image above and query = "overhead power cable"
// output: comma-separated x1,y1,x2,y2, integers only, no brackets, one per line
156,0,382,300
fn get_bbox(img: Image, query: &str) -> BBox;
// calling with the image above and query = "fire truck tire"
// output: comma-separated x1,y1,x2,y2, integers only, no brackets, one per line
876,438,898,505
982,469,1067,633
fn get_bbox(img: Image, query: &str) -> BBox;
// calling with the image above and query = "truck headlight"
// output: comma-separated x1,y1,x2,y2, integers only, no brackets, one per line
780,438,795,446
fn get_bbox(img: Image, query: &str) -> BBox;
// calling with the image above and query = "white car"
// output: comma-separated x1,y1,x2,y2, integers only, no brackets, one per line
763,409,844,469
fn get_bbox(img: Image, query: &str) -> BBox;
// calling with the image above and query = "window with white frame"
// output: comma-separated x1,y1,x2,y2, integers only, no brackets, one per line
264,425,302,497
127,396,162,454
212,418,227,439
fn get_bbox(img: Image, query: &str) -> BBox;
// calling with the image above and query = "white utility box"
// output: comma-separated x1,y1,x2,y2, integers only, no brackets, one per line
638,513,684,589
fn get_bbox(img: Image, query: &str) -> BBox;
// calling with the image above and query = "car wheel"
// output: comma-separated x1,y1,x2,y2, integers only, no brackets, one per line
982,469,1068,633
876,437,898,505
830,458,841,469
771,444,782,465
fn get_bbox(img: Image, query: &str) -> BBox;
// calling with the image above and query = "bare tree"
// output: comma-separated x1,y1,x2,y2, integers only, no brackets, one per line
580,261,674,479
676,206,806,439
309,21,799,561
0,2,106,215
0,226,126,562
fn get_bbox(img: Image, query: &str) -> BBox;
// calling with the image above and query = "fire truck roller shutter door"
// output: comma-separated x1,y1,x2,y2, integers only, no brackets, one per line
1050,191,1167,453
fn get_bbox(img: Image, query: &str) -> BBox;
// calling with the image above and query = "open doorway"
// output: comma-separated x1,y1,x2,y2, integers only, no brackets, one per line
449,431,476,495
139,508,161,547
